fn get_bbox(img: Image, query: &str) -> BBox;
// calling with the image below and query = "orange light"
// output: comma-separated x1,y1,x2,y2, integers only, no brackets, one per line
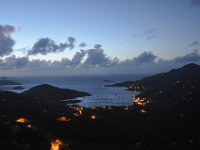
135,101,143,106
78,109,83,115
140,109,147,113
74,107,83,115
57,116,70,122
90,115,97,120
134,98,148,106
50,139,63,150
16,117,29,123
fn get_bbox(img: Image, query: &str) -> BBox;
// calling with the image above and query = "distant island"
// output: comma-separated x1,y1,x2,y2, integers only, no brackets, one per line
104,80,114,83
0,76,22,85
22,84,91,101
12,86,25,90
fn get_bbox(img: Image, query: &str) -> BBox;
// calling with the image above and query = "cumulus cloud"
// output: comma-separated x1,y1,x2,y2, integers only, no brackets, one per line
67,37,76,49
0,24,16,56
174,50,200,63
133,51,157,64
83,44,111,67
69,44,114,67
94,44,102,49
0,47,200,76
28,38,67,55
28,59,51,70
71,50,87,65
28,37,76,55
79,42,87,47
0,55,28,69
50,58,71,69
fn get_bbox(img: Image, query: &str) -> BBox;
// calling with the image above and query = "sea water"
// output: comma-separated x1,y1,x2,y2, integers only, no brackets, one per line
2,74,146,107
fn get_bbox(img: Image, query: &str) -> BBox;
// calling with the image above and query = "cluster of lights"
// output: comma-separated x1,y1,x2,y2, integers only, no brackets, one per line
129,85,145,90
16,117,33,129
134,97,150,113
57,116,70,122
90,115,97,120
73,107,84,117
50,139,63,150
134,97,150,107
16,117,29,123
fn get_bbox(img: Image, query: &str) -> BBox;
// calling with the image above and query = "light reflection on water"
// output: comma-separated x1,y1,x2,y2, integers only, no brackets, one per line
2,75,145,107
65,86,138,107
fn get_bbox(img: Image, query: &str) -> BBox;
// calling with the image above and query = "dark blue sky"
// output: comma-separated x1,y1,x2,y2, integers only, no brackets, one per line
0,0,200,76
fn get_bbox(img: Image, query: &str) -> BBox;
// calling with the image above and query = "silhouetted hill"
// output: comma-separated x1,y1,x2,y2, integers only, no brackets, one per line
110,63,200,110
1,69,200,149
22,84,91,101
111,63,200,89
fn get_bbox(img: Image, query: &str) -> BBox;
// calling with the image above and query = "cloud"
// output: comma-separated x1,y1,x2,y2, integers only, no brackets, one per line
67,44,113,68
174,50,200,62
0,47,200,76
94,44,102,49
79,42,87,47
28,38,67,55
190,0,200,6
0,55,28,69
190,41,199,47
28,37,76,55
71,50,87,65
0,24,16,56
83,44,112,67
133,51,157,64
67,37,76,49
50,58,71,69
116,51,158,74
144,28,157,40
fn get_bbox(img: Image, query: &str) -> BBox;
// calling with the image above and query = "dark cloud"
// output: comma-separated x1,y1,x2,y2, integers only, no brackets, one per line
190,41,199,47
28,37,76,55
0,24,16,56
83,45,111,67
133,51,157,64
27,59,51,71
0,47,199,76
94,44,102,49
71,50,87,65
190,0,200,6
174,50,200,62
0,55,28,69
84,49,108,66
69,45,113,67
50,58,71,69
28,38,67,55
67,37,76,50
79,42,87,47
144,28,157,40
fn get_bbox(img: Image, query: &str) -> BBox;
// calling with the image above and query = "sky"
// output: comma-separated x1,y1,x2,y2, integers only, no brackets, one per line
0,0,200,76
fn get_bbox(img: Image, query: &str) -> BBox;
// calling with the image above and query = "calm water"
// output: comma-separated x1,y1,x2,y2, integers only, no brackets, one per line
1,74,146,107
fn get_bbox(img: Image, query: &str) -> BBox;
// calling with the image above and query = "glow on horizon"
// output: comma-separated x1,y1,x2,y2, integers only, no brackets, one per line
0,0,200,76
